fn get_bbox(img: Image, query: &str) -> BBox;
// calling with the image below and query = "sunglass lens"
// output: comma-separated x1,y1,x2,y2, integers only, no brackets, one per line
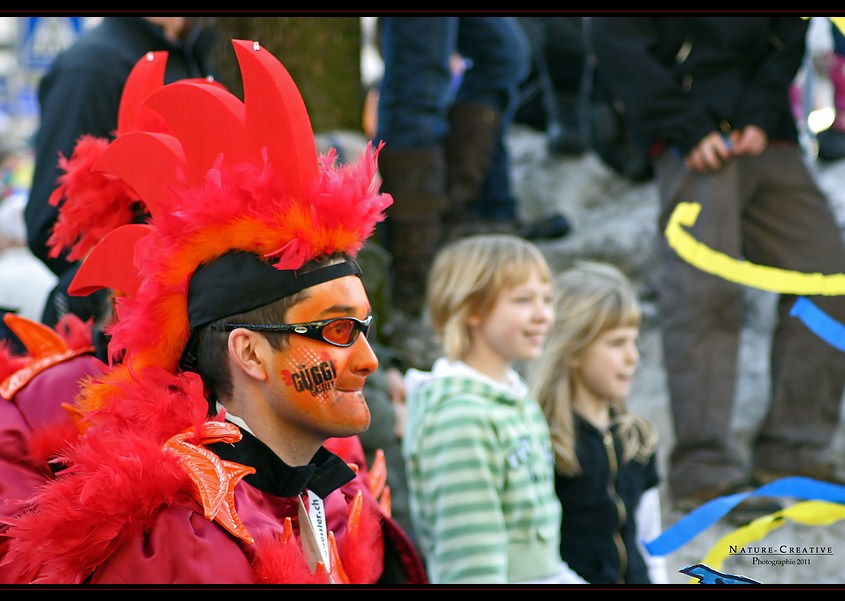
323,319,358,345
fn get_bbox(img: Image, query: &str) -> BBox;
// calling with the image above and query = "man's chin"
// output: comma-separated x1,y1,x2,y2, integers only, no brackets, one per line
350,413,372,435
331,394,371,433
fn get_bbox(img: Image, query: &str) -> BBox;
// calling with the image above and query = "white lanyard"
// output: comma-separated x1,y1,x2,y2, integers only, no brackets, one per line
298,490,332,580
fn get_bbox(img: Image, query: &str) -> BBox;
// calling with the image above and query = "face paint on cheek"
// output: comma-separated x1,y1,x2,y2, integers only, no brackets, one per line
277,347,338,401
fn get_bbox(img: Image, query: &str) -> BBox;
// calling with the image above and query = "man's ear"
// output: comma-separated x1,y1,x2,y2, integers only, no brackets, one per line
228,329,269,382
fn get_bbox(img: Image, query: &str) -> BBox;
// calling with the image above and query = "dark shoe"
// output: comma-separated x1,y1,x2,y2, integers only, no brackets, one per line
726,496,784,526
546,120,588,156
816,127,845,162
673,479,783,525
517,212,572,241
672,478,748,513
443,212,572,244
753,464,845,486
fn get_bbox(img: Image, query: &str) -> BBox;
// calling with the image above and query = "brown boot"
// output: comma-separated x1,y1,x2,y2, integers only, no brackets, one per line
443,101,502,230
378,147,448,317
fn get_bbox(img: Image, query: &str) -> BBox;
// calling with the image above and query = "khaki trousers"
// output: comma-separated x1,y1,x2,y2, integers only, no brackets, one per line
654,145,845,499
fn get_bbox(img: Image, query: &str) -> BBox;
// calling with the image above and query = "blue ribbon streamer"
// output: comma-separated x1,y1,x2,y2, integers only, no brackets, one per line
789,296,845,352
645,477,845,556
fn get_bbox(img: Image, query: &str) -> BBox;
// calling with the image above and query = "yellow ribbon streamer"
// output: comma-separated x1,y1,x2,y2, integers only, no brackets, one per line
665,202,845,295
690,501,845,583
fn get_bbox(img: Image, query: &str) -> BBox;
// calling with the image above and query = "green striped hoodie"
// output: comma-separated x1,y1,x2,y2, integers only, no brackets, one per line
403,358,566,584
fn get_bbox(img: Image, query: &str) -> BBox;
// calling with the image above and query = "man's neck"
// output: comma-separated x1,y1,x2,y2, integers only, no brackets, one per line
217,400,320,467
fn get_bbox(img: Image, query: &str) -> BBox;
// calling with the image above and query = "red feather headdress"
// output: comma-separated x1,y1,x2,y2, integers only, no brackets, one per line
45,51,174,263
76,39,391,375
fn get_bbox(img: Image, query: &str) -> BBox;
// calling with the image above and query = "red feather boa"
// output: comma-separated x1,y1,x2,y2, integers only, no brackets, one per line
1,365,389,584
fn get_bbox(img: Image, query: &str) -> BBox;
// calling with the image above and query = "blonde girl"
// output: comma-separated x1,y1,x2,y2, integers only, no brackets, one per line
531,260,668,584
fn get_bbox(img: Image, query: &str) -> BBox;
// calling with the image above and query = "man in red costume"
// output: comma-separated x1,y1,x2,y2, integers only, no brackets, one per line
0,40,426,585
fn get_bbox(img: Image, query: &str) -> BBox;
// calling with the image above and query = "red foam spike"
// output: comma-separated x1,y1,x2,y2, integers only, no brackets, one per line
69,223,150,298
143,79,251,186
117,50,169,135
94,132,186,217
232,39,318,199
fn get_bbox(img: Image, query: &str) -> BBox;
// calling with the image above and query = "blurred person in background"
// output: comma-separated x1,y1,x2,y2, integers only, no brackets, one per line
24,16,216,329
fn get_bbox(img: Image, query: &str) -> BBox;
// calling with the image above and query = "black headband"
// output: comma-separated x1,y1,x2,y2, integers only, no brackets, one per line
178,251,362,371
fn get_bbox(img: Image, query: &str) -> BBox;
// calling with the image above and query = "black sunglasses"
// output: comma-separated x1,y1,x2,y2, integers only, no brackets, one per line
218,315,373,348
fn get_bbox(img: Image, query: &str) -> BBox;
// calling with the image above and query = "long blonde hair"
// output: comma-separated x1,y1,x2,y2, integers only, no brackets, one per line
426,234,553,361
530,260,657,476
